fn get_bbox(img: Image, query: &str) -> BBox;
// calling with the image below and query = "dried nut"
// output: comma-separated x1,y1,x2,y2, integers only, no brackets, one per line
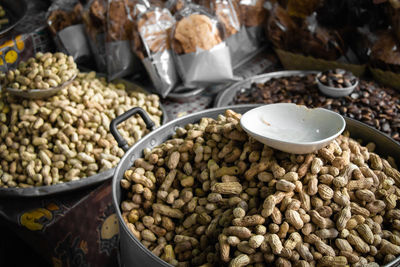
0,70,162,187
212,182,242,195
116,109,400,267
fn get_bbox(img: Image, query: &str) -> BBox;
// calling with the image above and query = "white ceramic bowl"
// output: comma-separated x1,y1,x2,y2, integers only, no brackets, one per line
240,103,346,154
316,73,358,98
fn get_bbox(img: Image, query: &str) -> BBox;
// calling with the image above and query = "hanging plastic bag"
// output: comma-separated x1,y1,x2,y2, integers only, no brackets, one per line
299,12,346,61
47,0,92,65
166,0,187,14
105,0,141,80
132,7,178,97
286,0,320,19
171,4,234,87
202,0,253,67
266,3,300,52
81,0,107,73
236,0,267,64
370,31,400,73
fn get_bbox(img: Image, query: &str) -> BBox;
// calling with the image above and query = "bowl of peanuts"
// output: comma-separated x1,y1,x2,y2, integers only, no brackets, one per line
112,104,400,267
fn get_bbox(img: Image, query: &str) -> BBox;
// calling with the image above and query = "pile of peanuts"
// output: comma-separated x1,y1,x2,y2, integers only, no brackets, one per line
0,71,162,188
120,109,400,267
4,52,78,90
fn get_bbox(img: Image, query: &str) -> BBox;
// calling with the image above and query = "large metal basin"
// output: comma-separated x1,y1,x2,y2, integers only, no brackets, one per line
0,76,167,198
112,104,400,267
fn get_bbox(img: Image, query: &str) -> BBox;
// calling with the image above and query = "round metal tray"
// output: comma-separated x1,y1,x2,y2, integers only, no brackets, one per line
0,74,167,198
214,70,317,107
112,104,400,267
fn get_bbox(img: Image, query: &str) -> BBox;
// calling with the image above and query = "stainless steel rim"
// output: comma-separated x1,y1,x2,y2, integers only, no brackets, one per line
214,70,317,107
112,104,400,267
0,74,168,197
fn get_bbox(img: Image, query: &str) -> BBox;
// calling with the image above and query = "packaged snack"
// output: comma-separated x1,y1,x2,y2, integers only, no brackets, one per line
370,31,400,73
234,0,267,66
286,0,320,18
201,0,240,37
299,12,346,61
238,0,266,27
133,7,179,97
166,0,187,14
171,4,234,87
266,4,300,52
105,0,140,80
81,0,107,73
47,0,92,64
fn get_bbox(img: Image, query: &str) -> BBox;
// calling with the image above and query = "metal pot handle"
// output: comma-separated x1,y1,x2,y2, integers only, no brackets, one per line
110,107,156,152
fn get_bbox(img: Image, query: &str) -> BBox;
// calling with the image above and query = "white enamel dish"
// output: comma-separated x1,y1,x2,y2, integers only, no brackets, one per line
240,103,346,154
316,73,358,98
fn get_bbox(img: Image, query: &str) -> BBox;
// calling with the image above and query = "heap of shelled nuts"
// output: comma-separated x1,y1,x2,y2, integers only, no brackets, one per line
4,52,78,90
0,71,162,188
120,109,400,267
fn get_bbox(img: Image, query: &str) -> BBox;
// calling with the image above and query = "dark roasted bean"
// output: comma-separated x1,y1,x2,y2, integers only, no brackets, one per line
233,74,400,142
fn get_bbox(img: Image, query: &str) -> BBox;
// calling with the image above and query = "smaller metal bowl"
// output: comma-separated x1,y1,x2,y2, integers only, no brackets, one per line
6,73,77,99
167,87,205,102
316,72,358,98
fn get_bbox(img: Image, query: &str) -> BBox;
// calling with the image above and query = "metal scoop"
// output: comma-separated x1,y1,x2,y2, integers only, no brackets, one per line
5,74,77,99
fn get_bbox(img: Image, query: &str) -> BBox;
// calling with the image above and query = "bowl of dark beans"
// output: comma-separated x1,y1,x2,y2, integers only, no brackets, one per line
316,69,358,97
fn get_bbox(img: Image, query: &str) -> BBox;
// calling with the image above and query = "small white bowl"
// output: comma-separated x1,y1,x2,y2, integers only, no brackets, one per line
316,73,358,98
240,103,346,154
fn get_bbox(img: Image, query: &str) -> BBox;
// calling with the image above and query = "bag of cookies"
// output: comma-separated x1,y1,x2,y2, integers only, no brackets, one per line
81,0,107,73
105,0,142,80
171,4,234,87
199,0,251,67
132,7,179,97
47,0,92,65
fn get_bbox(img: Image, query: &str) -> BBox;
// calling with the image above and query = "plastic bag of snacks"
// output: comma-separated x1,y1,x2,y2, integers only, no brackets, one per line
105,0,141,80
133,7,179,97
166,0,187,14
299,12,346,61
370,31,400,73
81,0,107,73
268,5,346,61
200,0,254,67
266,3,300,52
237,0,267,53
171,4,234,87
47,0,92,65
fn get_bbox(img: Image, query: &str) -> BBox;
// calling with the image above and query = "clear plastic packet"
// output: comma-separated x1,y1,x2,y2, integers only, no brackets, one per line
132,7,179,97
230,0,266,66
286,0,320,19
47,0,92,65
342,26,377,64
299,12,346,61
171,4,234,87
388,1,400,42
266,3,300,52
81,0,107,73
105,0,140,80
370,30,400,73
200,0,253,67
238,0,266,27
166,0,187,14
